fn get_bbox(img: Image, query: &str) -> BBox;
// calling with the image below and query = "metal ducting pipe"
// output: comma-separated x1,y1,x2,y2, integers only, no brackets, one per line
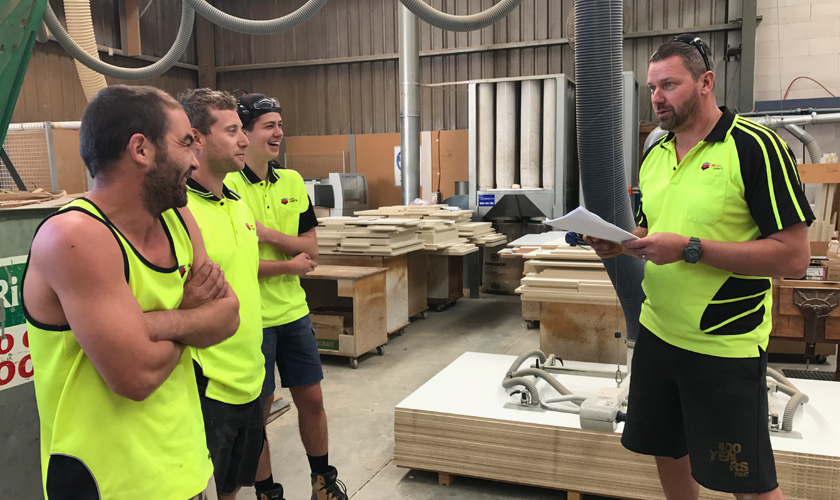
495,81,517,189
184,0,328,35
63,0,107,101
44,2,194,80
542,78,557,190
397,0,524,32
574,0,646,343
748,112,840,128
784,124,823,164
478,83,495,191
520,80,541,189
399,4,421,204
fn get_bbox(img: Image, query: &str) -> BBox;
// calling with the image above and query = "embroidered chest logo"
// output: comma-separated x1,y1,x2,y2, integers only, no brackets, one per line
178,263,192,278
701,162,723,171
710,442,749,477
280,197,298,205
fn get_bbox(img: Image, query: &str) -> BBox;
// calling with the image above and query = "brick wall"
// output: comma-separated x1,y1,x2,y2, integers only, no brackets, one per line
754,0,840,163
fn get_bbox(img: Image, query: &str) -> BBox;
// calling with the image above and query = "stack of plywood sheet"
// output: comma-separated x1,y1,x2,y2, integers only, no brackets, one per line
415,219,469,251
515,247,616,305
316,217,426,256
457,222,507,246
394,352,840,500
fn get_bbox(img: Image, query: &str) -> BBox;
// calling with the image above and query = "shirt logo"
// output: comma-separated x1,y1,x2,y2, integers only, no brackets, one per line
280,197,298,205
178,265,188,278
701,162,723,171
245,222,253,230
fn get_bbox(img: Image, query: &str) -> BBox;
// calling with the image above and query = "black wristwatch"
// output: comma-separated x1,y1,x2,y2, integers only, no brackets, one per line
683,237,702,264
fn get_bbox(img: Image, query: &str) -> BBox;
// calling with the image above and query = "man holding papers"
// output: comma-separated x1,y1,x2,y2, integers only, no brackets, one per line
587,35,812,500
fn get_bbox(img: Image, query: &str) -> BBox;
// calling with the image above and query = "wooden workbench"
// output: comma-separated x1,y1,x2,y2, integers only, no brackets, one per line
317,252,428,334
301,265,388,368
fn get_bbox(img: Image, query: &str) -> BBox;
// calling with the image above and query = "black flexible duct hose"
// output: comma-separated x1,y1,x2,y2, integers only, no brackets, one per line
574,0,645,342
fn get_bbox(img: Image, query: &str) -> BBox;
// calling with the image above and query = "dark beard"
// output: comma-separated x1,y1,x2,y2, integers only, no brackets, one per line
141,149,188,217
658,89,700,132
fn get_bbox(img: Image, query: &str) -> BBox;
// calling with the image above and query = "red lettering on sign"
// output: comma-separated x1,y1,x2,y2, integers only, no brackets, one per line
23,330,29,348
0,334,13,355
19,355,33,378
0,361,15,385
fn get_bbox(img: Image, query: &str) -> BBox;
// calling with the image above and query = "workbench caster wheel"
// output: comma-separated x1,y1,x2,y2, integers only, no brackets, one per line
434,304,445,312
376,346,385,355
525,320,539,330
420,311,428,319
350,358,359,369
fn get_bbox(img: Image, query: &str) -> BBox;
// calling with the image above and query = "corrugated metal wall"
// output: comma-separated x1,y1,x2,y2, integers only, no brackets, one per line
12,0,742,133
215,0,739,137
11,0,198,123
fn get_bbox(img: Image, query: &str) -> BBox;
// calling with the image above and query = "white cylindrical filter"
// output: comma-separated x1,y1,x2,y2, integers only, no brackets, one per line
478,83,496,190
520,80,542,189
542,78,557,190
495,81,517,189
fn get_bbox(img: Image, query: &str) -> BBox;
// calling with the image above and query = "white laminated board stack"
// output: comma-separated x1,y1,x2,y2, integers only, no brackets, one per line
395,352,840,500
316,217,426,256
516,247,616,305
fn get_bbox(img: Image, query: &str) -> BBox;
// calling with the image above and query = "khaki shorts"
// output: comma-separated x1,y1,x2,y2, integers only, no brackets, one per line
190,476,218,500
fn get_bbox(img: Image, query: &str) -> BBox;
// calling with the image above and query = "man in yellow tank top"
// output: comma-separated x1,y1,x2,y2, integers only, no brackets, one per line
177,88,266,500
23,85,241,500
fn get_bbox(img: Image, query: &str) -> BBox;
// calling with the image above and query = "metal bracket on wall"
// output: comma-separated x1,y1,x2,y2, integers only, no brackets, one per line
793,288,839,367
0,147,27,191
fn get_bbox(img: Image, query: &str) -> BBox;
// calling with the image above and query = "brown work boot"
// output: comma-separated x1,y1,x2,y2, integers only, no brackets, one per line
256,483,285,500
310,466,347,500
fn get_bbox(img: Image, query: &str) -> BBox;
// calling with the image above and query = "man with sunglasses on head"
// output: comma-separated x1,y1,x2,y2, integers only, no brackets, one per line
226,93,347,500
586,35,812,500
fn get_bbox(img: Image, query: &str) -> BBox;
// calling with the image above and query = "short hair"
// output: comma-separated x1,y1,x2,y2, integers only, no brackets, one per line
176,88,237,135
79,85,181,178
649,36,714,81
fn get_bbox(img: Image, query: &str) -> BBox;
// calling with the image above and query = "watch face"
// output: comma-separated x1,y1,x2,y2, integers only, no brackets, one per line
685,247,701,262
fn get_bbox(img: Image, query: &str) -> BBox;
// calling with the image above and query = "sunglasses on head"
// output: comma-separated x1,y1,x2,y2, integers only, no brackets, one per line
673,34,711,73
251,97,282,114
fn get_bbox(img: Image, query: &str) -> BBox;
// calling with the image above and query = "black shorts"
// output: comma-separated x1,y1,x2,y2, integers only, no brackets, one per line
621,325,778,494
196,366,264,496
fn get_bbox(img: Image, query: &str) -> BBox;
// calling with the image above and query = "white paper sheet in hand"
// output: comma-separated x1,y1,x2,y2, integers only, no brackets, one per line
545,206,638,245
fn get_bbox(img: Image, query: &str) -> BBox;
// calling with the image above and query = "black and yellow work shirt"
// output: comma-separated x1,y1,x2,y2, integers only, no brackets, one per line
226,162,318,328
186,179,264,404
637,107,814,358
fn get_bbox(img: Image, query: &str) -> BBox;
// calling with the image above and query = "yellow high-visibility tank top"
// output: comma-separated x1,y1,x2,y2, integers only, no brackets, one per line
22,198,212,500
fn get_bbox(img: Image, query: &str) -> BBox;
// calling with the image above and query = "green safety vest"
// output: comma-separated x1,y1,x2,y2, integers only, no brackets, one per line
24,198,212,499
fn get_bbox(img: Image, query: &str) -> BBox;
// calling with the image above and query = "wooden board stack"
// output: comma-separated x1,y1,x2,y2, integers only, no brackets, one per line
415,219,467,250
316,217,426,256
457,222,507,246
810,181,837,242
395,352,840,500
515,247,617,305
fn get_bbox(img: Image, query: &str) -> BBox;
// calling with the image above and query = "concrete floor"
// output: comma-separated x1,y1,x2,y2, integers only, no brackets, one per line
237,293,837,500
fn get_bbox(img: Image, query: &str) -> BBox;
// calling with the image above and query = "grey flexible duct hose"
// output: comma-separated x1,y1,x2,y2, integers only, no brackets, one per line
37,21,49,43
185,0,328,35
397,0,524,32
540,396,585,414
574,0,646,342
506,349,546,377
782,392,809,432
643,126,668,154
766,367,809,433
784,124,823,164
43,2,194,80
502,376,540,404
510,368,575,397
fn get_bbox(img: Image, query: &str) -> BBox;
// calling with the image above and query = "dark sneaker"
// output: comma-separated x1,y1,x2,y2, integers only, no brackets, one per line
310,466,348,500
256,483,285,500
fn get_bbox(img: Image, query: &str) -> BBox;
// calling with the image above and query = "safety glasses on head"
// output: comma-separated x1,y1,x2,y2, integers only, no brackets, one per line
673,33,711,73
236,93,282,128
251,97,282,114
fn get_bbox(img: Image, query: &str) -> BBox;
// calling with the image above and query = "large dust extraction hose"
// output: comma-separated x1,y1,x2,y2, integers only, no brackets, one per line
44,1,194,80
574,0,646,343
397,0,523,32
63,0,107,101
784,124,823,164
502,377,540,404
184,0,328,35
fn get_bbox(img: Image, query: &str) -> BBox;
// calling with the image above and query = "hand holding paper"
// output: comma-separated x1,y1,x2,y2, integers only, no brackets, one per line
545,207,638,245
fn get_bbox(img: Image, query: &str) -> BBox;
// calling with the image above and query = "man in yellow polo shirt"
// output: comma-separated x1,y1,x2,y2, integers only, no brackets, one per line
587,36,813,500
227,93,347,500
178,89,265,500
